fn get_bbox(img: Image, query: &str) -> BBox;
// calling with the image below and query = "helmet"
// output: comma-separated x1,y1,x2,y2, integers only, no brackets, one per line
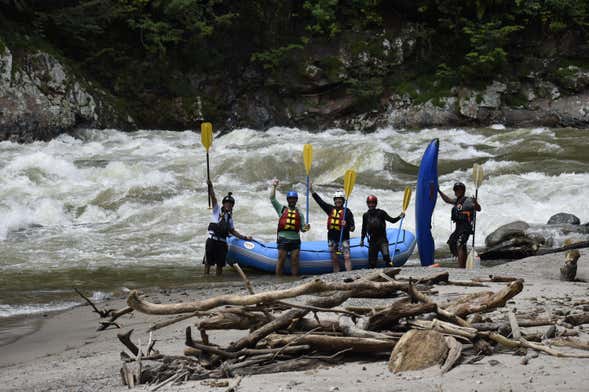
366,195,378,205
222,192,235,205
333,191,345,201
453,182,466,191
286,191,298,199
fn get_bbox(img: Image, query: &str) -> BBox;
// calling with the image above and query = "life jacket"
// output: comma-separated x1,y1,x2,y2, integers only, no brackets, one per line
365,210,385,236
277,206,301,232
327,208,344,231
208,209,232,238
451,197,474,224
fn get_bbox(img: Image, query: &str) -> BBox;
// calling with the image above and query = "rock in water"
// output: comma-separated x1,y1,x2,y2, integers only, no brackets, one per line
547,213,581,225
485,221,530,248
388,330,448,373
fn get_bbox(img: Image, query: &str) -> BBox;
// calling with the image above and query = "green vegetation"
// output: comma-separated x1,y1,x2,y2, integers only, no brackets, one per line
1,0,588,124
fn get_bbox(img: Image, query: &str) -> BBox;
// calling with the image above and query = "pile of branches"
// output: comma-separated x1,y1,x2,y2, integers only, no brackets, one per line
79,268,589,390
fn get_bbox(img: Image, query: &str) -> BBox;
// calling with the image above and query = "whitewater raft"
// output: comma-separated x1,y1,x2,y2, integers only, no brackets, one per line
226,228,416,275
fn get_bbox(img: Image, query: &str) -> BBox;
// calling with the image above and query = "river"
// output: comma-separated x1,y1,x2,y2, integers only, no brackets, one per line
1,126,588,340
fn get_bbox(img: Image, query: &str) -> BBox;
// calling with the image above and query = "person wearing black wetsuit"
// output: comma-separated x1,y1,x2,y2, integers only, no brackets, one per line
360,195,404,268
311,183,355,272
438,182,481,268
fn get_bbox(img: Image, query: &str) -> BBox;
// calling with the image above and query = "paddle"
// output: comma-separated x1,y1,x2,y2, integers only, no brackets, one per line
390,186,412,266
338,169,357,252
303,144,313,225
466,163,484,269
200,122,213,208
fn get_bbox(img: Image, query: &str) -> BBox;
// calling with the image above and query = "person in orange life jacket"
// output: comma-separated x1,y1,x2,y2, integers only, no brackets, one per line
360,195,404,268
310,183,355,272
271,179,310,276
204,180,252,276
438,182,481,268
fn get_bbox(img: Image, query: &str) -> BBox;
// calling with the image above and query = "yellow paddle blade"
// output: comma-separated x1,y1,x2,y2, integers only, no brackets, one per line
343,169,357,198
472,163,484,189
465,248,477,269
402,186,412,212
200,122,213,151
303,144,313,175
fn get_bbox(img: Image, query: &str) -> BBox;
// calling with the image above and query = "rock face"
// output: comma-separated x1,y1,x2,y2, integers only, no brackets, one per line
481,219,589,260
547,213,581,225
0,43,133,142
388,330,448,373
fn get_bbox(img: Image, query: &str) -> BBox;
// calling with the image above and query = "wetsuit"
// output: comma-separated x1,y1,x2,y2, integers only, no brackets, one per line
205,204,234,267
271,196,306,252
361,209,401,268
312,192,355,253
447,196,475,257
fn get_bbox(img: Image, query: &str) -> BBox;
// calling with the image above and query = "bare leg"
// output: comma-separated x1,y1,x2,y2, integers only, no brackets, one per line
343,251,352,272
204,264,211,275
276,249,287,276
330,247,340,273
216,265,223,276
290,248,300,276
457,246,467,268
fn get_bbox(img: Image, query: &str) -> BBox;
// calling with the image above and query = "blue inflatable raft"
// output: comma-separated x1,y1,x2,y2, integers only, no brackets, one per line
415,139,439,266
227,228,416,275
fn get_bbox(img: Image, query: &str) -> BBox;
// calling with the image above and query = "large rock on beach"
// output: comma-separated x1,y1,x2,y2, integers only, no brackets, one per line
388,330,448,373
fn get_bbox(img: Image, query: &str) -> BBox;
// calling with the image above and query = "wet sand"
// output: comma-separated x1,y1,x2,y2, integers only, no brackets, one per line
1,250,588,392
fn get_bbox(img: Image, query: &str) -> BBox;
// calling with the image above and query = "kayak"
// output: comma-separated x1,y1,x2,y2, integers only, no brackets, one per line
227,228,416,275
415,139,439,266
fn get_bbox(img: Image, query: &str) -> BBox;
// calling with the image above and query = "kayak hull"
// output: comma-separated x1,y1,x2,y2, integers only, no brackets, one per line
415,139,439,266
227,228,416,275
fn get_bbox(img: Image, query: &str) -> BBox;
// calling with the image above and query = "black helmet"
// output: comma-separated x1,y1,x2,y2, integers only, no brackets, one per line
222,192,235,205
453,182,466,191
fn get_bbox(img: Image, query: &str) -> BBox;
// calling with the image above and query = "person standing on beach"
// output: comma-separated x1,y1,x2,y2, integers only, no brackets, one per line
271,179,310,276
438,182,481,268
310,183,355,272
204,180,252,276
360,195,404,268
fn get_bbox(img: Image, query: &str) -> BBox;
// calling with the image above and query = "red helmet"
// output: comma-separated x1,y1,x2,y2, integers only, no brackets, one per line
366,195,378,205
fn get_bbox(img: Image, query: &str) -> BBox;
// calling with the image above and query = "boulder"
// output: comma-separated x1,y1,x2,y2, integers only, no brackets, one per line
388,330,448,373
485,221,530,248
547,213,581,225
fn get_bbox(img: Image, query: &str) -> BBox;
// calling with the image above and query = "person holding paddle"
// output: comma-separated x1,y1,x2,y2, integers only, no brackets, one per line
438,182,481,268
204,180,252,276
310,183,355,272
271,179,310,276
360,195,405,268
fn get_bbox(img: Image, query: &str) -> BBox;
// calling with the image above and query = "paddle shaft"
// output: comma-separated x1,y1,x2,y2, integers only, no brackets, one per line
391,216,405,264
337,201,349,251
306,175,310,224
471,188,479,250
206,150,211,208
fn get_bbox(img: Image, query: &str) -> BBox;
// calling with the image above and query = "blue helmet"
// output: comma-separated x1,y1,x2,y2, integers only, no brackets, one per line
286,191,298,199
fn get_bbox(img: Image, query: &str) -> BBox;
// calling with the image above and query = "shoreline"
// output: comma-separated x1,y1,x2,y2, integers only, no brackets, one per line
1,251,588,391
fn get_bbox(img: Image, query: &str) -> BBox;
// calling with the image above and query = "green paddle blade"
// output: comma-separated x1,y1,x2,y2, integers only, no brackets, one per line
343,169,356,198
201,122,213,151
402,186,412,212
472,163,484,189
303,144,313,175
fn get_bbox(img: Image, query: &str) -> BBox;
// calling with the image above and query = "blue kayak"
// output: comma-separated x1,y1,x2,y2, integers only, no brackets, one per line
227,228,416,275
415,139,439,266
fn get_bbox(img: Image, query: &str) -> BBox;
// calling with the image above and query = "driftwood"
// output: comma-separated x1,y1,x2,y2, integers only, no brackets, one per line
364,300,437,331
564,313,589,326
443,280,524,317
267,334,396,353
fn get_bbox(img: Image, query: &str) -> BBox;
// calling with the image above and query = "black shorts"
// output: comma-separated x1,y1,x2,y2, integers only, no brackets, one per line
368,238,390,268
205,238,228,267
277,237,301,252
447,226,472,256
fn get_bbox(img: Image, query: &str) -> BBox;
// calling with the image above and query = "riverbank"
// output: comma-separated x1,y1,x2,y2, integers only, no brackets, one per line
1,250,588,392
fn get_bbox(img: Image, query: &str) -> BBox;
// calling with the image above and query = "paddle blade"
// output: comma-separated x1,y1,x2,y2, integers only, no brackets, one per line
472,163,484,189
200,122,213,150
402,186,412,212
343,169,357,198
465,248,479,269
303,144,313,174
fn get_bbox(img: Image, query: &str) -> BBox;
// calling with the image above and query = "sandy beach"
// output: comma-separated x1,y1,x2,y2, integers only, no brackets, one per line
1,251,588,392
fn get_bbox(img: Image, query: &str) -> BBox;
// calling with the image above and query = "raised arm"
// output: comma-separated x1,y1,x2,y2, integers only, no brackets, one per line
208,180,218,207
438,188,456,205
311,189,333,215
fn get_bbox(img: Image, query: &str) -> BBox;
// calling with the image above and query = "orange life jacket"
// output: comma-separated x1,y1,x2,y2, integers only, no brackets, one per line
327,208,344,231
277,207,301,232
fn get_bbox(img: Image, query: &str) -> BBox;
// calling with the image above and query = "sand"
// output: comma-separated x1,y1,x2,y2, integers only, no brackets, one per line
1,251,589,392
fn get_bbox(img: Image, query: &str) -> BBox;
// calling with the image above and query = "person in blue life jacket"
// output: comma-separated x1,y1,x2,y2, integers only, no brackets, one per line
204,180,252,276
271,179,310,276
438,182,481,268
310,183,355,272
360,195,404,268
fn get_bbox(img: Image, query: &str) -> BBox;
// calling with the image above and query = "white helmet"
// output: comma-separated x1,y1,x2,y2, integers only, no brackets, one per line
333,191,345,201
